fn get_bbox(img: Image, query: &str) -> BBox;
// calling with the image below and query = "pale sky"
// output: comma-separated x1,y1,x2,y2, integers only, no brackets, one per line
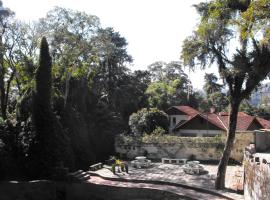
5,0,218,89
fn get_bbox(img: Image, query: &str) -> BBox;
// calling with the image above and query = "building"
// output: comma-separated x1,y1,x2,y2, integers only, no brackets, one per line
167,105,270,137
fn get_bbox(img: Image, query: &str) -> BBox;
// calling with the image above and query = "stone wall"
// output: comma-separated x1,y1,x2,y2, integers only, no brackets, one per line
115,135,225,161
115,132,254,162
231,131,255,162
0,180,189,200
244,145,270,200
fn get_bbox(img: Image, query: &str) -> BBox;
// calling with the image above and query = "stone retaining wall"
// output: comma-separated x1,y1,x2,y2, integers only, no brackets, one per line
115,132,254,162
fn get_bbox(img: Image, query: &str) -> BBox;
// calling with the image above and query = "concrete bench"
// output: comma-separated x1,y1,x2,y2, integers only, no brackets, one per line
89,162,103,171
183,164,204,175
161,158,187,165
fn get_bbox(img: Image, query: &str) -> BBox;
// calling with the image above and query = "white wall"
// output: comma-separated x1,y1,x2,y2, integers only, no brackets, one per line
169,115,188,133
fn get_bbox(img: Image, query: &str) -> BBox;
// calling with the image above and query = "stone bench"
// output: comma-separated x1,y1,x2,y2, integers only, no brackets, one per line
89,162,103,171
131,159,151,168
161,158,187,165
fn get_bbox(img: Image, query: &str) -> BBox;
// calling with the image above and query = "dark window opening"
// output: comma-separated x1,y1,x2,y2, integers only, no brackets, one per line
172,117,176,126
200,118,204,124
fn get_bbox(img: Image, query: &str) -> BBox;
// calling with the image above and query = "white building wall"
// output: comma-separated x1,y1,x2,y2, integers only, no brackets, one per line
169,115,188,133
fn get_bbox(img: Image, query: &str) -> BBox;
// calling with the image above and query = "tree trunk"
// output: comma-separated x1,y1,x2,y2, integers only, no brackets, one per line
0,74,6,119
0,35,7,119
215,99,240,189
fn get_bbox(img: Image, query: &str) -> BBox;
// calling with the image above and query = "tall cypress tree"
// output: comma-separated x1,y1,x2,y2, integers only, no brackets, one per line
35,37,52,112
31,37,74,178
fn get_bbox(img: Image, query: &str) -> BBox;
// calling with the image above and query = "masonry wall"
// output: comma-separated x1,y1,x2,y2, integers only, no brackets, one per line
115,135,225,161
244,146,270,200
115,132,254,162
230,131,255,162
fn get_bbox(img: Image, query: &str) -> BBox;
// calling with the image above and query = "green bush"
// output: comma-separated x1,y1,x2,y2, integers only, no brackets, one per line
129,108,169,135
0,117,4,126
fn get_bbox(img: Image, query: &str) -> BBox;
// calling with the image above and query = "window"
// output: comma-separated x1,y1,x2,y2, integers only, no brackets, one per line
172,117,176,126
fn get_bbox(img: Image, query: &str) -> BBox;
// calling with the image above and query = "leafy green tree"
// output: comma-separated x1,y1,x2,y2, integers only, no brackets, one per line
203,73,223,97
146,78,198,110
146,61,196,110
37,7,100,107
129,108,169,135
203,73,228,112
112,70,150,125
208,92,229,112
0,1,14,119
181,0,270,189
148,61,188,83
91,27,133,108
4,20,39,95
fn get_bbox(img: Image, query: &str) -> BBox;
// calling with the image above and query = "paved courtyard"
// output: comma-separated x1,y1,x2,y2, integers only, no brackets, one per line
91,162,244,200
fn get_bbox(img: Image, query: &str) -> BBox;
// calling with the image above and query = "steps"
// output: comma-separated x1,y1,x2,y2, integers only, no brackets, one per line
69,170,90,182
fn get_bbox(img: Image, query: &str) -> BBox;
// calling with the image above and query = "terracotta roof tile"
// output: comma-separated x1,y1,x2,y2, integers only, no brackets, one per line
218,113,256,131
201,113,227,130
172,106,199,116
171,105,270,132
173,106,270,131
256,117,270,129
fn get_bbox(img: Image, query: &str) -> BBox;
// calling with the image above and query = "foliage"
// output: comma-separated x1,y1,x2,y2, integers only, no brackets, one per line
129,108,169,135
0,3,15,119
203,73,223,96
146,61,198,110
31,37,74,178
150,127,166,136
202,73,228,112
240,100,270,119
181,0,270,189
0,117,4,126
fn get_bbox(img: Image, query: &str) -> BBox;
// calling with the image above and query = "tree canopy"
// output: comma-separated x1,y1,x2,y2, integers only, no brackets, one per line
182,0,270,189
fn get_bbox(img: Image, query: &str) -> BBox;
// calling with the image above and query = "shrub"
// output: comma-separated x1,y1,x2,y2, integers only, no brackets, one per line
129,108,169,135
0,117,4,126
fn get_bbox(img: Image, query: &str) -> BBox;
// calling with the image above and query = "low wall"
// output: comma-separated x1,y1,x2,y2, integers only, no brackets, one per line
115,135,225,161
115,132,254,162
231,131,254,162
243,146,270,200
0,180,191,200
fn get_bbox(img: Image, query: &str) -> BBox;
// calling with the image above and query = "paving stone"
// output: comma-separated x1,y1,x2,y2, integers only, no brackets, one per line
91,162,244,200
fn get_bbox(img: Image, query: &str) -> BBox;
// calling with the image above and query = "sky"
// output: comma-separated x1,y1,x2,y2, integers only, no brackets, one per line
5,0,219,89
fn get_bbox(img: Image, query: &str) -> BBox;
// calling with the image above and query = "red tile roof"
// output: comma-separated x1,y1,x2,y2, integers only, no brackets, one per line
256,117,270,129
171,105,270,132
201,113,227,130
172,106,200,116
218,113,256,131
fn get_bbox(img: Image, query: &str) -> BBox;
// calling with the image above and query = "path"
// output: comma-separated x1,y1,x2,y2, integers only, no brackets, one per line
89,163,244,200
89,175,232,200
